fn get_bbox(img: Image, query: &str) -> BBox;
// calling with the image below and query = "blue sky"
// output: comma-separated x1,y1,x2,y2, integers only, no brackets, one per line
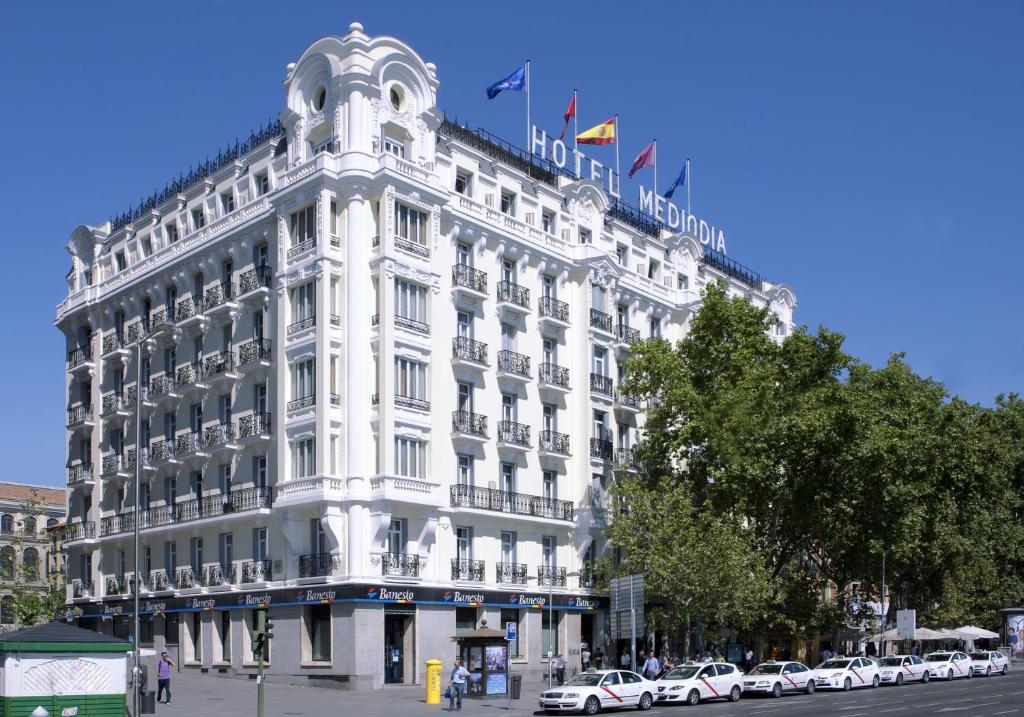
2,1,1021,488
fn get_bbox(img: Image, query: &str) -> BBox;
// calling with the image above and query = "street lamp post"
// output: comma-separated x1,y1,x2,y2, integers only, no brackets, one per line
534,568,580,690
132,337,142,717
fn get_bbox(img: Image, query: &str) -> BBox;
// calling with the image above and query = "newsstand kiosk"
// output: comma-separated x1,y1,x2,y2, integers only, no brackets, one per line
455,621,512,698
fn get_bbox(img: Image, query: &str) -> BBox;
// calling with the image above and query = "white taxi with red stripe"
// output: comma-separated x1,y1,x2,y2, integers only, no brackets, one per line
878,655,930,685
812,657,880,690
538,670,657,714
654,662,743,705
924,651,972,680
969,650,1010,677
741,661,816,697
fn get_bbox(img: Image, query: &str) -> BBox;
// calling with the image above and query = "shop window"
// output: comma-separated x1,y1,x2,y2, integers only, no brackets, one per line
455,607,477,635
305,604,331,662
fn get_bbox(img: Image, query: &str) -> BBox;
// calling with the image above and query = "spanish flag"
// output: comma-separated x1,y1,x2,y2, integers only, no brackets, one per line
577,117,616,145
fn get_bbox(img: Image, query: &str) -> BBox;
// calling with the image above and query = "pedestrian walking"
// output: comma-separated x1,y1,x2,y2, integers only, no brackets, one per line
555,654,566,685
448,658,470,711
620,649,631,669
156,651,174,705
582,646,591,670
641,651,659,679
744,646,754,671
594,648,605,669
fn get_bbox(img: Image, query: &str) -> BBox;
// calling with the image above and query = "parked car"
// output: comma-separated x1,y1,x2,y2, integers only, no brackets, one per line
812,657,880,690
877,655,930,685
924,651,972,680
968,650,1010,677
654,662,744,705
742,661,816,697
538,669,657,714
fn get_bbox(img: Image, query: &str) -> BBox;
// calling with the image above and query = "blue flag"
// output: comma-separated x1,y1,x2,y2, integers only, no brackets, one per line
664,162,687,199
486,65,527,99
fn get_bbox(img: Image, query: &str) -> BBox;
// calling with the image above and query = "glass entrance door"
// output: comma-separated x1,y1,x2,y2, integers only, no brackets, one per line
384,613,414,684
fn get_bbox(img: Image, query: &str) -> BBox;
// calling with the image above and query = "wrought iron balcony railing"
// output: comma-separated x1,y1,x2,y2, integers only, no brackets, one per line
239,338,272,365
615,448,640,470
241,559,272,583
101,453,131,477
539,430,570,455
204,282,237,309
615,389,641,409
590,438,614,460
67,404,94,427
298,552,338,578
395,237,429,257
67,346,93,369
497,280,530,309
538,362,570,389
175,362,204,387
175,297,202,322
106,575,127,595
150,570,170,591
287,237,317,259
72,580,94,598
538,565,568,587
239,412,272,438
287,316,316,335
590,373,614,397
149,310,174,333
497,350,531,377
239,266,273,294
175,431,204,456
450,484,573,521
380,552,422,577
100,393,128,417
203,351,235,378
149,374,176,398
288,395,315,412
452,264,487,293
452,336,488,365
126,321,147,344
395,395,430,412
203,423,235,448
616,324,641,344
498,420,531,447
176,567,196,589
539,296,570,323
148,439,175,463
496,562,528,585
63,522,95,542
452,410,488,438
102,333,125,355
451,558,486,582
395,314,430,335
67,463,93,485
590,308,613,333
579,567,601,589
203,563,237,587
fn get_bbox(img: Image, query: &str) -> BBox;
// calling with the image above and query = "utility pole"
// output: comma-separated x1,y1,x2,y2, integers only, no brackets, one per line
880,552,886,657
256,609,266,717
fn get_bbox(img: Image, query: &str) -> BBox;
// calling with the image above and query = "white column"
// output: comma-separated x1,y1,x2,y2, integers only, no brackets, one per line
345,193,370,576
347,87,367,153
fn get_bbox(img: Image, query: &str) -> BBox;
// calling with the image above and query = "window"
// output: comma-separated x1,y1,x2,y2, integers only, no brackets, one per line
389,85,405,111
542,404,556,433
291,359,315,400
190,537,203,573
501,322,515,352
456,311,472,339
290,205,317,245
541,210,555,234
456,242,472,267
220,610,232,662
387,519,407,555
677,273,689,290
22,516,36,536
500,462,516,493
293,438,315,478
22,547,38,580
313,86,327,111
393,203,427,247
0,596,13,625
457,455,474,487
617,304,629,328
455,170,472,196
218,532,233,571
579,228,591,245
542,536,556,568
500,531,517,563
384,137,405,158
164,541,177,574
500,191,516,216
593,347,607,377
191,208,206,230
616,245,628,266
220,192,235,215
0,546,13,579
114,251,126,272
543,471,557,501
253,455,267,490
190,612,202,662
593,411,609,441
306,604,331,662
649,318,661,338
166,223,179,244
457,382,474,412
542,275,556,299
455,607,477,635
256,172,269,197
456,527,473,562
394,437,426,478
252,528,268,562
542,339,556,365
648,259,660,280
394,358,426,400
394,280,427,323
290,282,316,323
542,611,559,657
311,135,334,155
501,393,517,422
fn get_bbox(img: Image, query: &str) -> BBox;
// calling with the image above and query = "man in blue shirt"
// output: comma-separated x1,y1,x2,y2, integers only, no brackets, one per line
448,658,470,711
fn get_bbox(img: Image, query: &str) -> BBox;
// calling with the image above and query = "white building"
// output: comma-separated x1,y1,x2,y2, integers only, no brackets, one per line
55,23,796,689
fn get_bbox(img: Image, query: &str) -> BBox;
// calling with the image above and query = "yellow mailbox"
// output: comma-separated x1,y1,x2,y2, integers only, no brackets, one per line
426,658,443,704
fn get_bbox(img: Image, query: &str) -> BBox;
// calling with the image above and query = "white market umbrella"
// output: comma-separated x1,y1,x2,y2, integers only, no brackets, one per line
955,626,1000,640
915,628,947,640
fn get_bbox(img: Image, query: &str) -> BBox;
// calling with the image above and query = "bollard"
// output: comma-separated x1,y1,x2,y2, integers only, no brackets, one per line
426,658,443,704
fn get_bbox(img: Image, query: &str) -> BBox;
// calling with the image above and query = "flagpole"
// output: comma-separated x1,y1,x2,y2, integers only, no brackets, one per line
653,139,657,200
573,89,578,153
525,60,531,149
686,158,691,216
614,114,620,196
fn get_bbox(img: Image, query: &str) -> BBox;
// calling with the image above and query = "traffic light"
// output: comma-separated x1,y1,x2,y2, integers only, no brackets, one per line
254,609,269,658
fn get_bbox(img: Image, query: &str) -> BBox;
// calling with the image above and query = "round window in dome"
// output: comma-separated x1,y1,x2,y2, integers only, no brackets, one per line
389,85,405,112
313,87,327,112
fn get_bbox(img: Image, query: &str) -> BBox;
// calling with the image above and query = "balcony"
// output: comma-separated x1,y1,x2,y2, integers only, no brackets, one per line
67,463,93,487
126,447,150,471
452,410,487,440
204,351,238,383
538,565,568,588
590,438,614,461
330,314,340,327
239,412,272,441
63,522,96,543
203,423,237,451
539,430,570,456
497,420,531,449
452,264,488,299
287,236,317,260
148,439,176,464
100,512,135,536
590,373,614,398
395,395,430,412
380,552,422,578
452,337,488,367
615,448,640,472
589,308,613,334
615,324,641,346
204,282,237,313
496,562,528,585
100,453,132,479
101,333,128,357
174,431,206,458
101,486,274,537
497,350,531,381
579,567,601,590
175,362,206,391
288,394,315,412
203,563,237,587
67,346,94,373
175,297,204,324
287,316,316,336
497,281,530,312
176,567,197,590
538,362,570,392
105,575,127,596
149,375,177,402
66,405,94,430
239,266,273,296
451,558,486,582
395,314,430,336
538,296,570,326
125,321,148,344
149,310,175,335
241,559,273,584
331,393,340,406
395,236,429,259
615,388,641,413
450,484,573,521
239,338,272,369
100,392,131,419
298,552,338,579
150,570,171,591
72,580,94,598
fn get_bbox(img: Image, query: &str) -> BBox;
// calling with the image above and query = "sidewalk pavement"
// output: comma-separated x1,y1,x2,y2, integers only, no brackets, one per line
147,670,553,716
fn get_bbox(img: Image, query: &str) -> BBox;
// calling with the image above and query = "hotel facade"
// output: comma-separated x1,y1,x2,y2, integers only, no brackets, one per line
56,23,795,689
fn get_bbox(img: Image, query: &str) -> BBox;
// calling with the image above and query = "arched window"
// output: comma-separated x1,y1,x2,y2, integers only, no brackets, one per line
23,516,36,536
0,514,12,534
22,548,38,582
0,595,13,625
46,517,58,529
0,547,13,580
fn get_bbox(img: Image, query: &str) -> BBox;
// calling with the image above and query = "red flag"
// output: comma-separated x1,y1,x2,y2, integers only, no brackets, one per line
628,140,656,178
559,94,576,141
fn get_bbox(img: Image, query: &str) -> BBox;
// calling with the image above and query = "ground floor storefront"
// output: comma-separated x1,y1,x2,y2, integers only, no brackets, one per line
61,582,608,690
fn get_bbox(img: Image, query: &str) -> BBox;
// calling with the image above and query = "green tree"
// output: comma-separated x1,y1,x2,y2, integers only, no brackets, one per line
8,491,65,628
